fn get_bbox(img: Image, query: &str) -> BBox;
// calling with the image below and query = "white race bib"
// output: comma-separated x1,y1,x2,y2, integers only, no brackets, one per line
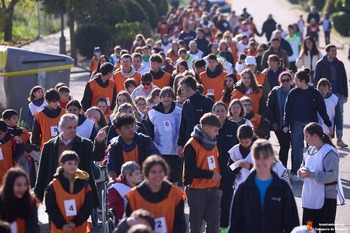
207,89,214,95
105,97,111,106
207,155,216,170
0,148,3,160
163,120,172,132
154,217,167,233
50,126,59,137
64,199,77,217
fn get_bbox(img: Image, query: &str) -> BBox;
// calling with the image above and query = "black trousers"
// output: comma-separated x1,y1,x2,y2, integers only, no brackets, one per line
303,198,337,233
274,129,291,168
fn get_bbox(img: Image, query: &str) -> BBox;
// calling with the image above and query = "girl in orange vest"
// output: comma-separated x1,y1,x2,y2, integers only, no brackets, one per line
45,150,93,233
0,167,39,233
126,155,186,233
221,74,237,106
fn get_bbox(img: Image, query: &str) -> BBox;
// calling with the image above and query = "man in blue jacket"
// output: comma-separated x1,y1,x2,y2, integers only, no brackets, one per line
177,75,214,155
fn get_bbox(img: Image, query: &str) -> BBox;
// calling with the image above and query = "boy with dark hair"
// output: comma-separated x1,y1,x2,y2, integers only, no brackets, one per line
183,112,222,233
31,88,66,149
106,113,160,181
200,54,228,101
81,62,117,112
58,86,71,109
0,120,24,180
124,78,137,95
2,109,36,183
149,54,171,88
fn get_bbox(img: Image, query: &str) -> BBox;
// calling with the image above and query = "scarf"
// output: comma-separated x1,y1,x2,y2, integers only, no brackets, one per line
190,124,217,151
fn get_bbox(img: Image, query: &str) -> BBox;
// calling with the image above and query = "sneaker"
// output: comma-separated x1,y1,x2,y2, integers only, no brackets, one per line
337,140,348,148
220,227,228,233
290,173,300,182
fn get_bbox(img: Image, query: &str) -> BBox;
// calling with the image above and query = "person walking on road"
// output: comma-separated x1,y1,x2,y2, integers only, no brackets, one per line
314,44,348,148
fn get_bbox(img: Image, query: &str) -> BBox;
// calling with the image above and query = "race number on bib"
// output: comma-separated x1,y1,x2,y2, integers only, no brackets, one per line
50,126,59,137
154,217,167,233
105,97,111,106
0,148,3,160
207,89,214,95
163,120,173,132
207,155,216,170
64,199,77,217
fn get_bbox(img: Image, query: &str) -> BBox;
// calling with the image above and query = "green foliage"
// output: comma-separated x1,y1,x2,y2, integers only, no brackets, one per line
297,0,326,10
113,22,152,50
151,0,169,17
335,0,350,13
124,0,149,23
75,24,115,58
135,0,159,28
331,11,350,35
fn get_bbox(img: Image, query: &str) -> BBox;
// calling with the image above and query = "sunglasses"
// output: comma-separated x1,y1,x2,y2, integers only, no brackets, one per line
281,79,290,83
142,82,151,86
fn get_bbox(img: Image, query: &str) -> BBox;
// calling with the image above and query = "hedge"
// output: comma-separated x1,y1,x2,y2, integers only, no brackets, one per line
331,11,350,36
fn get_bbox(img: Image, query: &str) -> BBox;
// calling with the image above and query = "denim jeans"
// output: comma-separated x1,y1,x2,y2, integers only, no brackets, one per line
334,93,344,136
291,121,308,174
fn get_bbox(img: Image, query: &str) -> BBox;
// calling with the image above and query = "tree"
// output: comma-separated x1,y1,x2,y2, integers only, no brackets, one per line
323,0,337,14
151,0,169,18
41,0,98,64
135,0,159,28
0,0,20,41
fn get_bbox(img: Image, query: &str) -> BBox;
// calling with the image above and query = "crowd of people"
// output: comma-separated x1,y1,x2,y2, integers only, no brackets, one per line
0,1,347,233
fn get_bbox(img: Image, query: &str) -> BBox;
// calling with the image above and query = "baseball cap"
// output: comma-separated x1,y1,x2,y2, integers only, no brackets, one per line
94,47,101,52
245,56,256,66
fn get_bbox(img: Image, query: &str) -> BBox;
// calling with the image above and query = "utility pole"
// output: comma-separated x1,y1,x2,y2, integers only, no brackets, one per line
59,9,66,54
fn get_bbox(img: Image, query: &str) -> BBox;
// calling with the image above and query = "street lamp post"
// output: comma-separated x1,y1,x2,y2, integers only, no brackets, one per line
59,10,66,54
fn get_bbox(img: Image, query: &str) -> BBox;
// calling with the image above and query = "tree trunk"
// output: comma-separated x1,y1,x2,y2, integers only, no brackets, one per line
68,10,77,65
323,0,336,14
3,12,13,41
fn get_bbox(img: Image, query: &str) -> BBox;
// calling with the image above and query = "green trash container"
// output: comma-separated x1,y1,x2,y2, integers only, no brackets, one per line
0,46,74,126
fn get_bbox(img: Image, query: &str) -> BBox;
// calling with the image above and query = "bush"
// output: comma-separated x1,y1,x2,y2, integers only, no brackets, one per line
298,0,325,11
75,24,115,58
124,0,149,23
331,11,350,36
113,22,152,50
135,0,159,28
151,0,169,17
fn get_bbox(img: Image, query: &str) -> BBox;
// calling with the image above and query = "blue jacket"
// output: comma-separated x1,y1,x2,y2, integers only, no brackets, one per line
283,86,332,129
228,171,299,233
314,55,348,97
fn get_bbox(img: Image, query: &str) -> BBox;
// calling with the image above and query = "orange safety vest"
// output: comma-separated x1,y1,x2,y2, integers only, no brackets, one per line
122,145,139,164
88,79,116,109
184,138,220,189
50,179,91,233
126,184,185,233
34,109,66,150
199,71,228,101
152,72,171,89
113,71,141,94
231,88,263,114
0,139,14,183
249,113,261,130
